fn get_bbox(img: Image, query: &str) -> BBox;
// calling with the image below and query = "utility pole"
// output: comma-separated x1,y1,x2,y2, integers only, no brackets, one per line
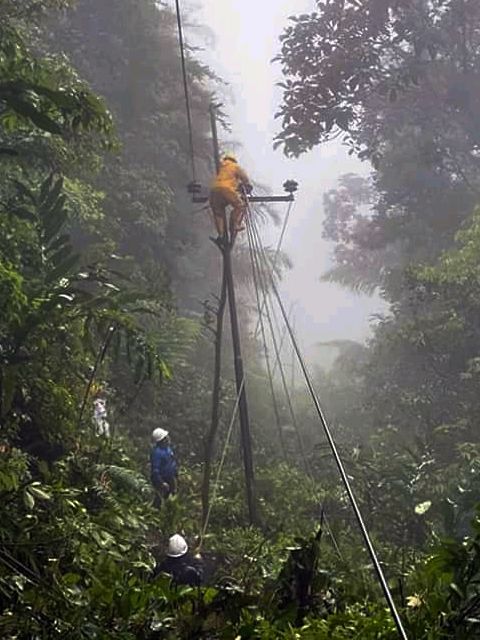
208,103,257,524
223,233,257,523
193,103,297,526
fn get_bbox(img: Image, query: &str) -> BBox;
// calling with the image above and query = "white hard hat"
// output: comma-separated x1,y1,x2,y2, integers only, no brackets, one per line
167,534,188,558
152,427,169,442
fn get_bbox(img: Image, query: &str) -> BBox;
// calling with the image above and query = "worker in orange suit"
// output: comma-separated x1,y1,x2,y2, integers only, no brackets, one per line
209,154,253,245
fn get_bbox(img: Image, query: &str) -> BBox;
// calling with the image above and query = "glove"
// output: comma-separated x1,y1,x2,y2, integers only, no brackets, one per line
244,183,253,195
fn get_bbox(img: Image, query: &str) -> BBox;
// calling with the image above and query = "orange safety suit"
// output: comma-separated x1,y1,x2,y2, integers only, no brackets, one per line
209,158,252,237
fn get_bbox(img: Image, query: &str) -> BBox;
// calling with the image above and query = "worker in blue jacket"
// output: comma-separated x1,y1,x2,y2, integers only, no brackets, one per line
150,428,177,506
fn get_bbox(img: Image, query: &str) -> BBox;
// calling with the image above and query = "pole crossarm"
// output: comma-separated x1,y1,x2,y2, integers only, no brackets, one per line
192,194,294,204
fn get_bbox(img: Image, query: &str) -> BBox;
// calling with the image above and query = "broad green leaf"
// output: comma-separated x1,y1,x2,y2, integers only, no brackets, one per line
415,501,432,515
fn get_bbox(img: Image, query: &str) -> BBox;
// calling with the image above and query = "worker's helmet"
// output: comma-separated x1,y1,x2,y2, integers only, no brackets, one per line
152,427,169,443
222,152,237,163
167,534,188,558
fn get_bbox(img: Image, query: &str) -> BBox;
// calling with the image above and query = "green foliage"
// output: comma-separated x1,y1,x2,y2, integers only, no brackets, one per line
274,9,480,635
0,13,113,168
0,4,211,633
7,0,480,637
276,0,480,160
278,1,480,300
0,439,164,638
420,206,480,285
403,509,480,639
50,0,217,302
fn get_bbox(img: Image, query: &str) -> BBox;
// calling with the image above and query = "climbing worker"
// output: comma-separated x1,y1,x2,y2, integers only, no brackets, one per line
153,534,204,587
150,428,177,507
209,153,253,245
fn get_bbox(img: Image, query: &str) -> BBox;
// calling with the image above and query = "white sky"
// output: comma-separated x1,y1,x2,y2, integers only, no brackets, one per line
189,0,384,361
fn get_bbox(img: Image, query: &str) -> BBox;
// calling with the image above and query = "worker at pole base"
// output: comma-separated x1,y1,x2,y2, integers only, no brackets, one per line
150,428,177,507
153,534,204,587
209,154,253,245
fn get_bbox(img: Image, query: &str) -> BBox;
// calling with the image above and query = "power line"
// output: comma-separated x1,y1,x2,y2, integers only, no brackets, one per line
246,213,311,476
254,200,294,339
271,306,293,378
272,199,294,267
174,0,196,181
250,204,297,381
245,203,409,640
245,214,288,460
246,221,343,558
246,208,343,559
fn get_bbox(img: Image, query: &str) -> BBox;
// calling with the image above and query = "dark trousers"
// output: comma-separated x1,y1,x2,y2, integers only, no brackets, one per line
153,477,177,508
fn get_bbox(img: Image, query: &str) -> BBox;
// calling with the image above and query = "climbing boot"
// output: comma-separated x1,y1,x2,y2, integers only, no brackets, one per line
210,235,226,249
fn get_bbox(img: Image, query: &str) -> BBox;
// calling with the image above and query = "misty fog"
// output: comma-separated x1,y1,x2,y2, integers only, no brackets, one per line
198,0,386,365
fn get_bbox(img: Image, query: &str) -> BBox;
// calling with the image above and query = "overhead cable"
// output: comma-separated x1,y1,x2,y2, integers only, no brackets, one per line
247,207,342,558
245,217,288,459
254,199,294,338
245,202,409,640
246,213,311,476
174,0,196,181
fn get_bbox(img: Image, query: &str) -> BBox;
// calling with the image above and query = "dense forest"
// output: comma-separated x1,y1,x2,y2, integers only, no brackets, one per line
2,0,480,637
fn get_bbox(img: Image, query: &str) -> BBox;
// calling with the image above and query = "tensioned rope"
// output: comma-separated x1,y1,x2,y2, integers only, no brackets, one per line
174,0,196,181
198,378,245,549
324,514,343,560
245,202,409,640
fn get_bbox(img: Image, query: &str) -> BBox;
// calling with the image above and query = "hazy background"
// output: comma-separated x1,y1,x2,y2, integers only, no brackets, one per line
192,0,384,358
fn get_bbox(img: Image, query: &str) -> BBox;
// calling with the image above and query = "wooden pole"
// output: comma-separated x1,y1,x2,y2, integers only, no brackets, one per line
208,103,257,525
223,240,257,524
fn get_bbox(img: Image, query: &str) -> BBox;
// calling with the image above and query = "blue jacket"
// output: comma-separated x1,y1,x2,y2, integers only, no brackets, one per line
150,444,177,486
